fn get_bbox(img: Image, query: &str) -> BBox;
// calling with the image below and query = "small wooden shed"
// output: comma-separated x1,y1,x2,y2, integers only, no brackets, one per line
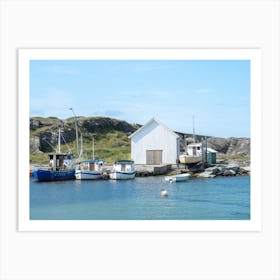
206,148,217,164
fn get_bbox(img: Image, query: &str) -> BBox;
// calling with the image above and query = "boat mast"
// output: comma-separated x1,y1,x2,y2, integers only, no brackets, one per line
58,127,61,153
92,137,95,160
79,133,83,160
69,107,79,157
192,114,196,143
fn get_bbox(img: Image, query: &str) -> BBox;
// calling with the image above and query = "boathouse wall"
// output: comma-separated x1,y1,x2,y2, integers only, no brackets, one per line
129,118,180,165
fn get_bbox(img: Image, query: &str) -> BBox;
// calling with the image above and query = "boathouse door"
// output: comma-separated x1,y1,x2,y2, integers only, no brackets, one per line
146,150,162,165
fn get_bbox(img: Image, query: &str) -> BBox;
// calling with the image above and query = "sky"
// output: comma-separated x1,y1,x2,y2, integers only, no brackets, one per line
30,59,250,138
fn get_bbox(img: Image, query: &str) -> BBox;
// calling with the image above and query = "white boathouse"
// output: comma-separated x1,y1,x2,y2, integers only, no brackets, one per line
128,118,180,165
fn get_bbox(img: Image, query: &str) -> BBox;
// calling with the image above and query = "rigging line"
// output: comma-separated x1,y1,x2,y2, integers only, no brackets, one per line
42,139,57,153
60,134,71,151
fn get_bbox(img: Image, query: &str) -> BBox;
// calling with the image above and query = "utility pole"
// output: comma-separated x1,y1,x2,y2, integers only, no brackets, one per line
69,107,79,157
201,137,208,166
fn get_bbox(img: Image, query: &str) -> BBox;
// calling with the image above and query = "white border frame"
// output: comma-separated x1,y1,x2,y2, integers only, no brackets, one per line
18,48,262,232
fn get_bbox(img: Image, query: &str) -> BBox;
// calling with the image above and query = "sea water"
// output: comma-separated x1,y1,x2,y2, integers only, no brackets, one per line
30,176,250,220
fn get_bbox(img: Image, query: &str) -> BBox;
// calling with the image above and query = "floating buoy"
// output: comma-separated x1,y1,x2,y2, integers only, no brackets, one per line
161,189,168,197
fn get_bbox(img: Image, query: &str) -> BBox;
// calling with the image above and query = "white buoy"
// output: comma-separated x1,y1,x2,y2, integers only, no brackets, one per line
161,189,168,197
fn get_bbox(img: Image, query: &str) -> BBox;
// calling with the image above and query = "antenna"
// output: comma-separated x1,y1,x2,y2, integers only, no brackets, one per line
192,114,196,143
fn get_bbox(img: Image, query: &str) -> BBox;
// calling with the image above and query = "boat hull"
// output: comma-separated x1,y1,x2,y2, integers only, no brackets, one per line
179,155,201,164
33,169,75,181
75,170,103,180
165,173,190,182
109,171,136,180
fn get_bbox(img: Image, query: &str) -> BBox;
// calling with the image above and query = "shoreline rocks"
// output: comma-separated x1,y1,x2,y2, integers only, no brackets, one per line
196,162,250,178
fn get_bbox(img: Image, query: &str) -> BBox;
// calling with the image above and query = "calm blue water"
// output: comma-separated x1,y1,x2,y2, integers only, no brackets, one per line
30,176,250,220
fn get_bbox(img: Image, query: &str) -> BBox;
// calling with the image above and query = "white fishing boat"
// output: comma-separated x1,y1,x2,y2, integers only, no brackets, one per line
109,160,136,180
75,159,106,180
165,173,190,183
74,135,107,180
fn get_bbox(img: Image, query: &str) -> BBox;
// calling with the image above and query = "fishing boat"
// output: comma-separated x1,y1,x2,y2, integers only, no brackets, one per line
165,173,190,183
74,134,107,180
109,160,136,180
75,159,106,180
33,128,76,181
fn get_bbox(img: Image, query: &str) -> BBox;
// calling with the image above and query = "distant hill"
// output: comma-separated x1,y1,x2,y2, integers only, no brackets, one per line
30,116,140,164
175,131,250,157
30,116,250,164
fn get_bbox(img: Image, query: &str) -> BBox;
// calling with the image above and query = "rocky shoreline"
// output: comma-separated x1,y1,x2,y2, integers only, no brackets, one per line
166,160,250,178
30,161,250,179
194,163,250,178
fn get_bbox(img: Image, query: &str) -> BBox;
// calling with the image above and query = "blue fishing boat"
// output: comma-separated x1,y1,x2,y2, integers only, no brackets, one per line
33,128,76,182
33,153,75,181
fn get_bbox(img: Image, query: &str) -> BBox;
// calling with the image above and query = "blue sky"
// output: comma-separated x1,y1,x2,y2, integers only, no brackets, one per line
30,60,250,137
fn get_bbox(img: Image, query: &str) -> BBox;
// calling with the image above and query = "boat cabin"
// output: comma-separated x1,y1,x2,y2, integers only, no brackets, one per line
113,160,135,172
187,143,202,157
49,153,74,171
183,144,217,164
76,159,105,172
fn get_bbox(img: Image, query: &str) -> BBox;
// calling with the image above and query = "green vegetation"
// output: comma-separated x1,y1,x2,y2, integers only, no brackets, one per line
32,116,60,121
30,116,136,164
32,116,49,121
79,131,131,164
30,125,55,137
30,153,49,164
30,130,131,164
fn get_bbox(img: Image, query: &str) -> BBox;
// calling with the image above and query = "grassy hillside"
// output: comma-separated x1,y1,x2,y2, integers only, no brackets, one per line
30,131,131,164
30,116,134,164
30,116,250,165
78,131,131,164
